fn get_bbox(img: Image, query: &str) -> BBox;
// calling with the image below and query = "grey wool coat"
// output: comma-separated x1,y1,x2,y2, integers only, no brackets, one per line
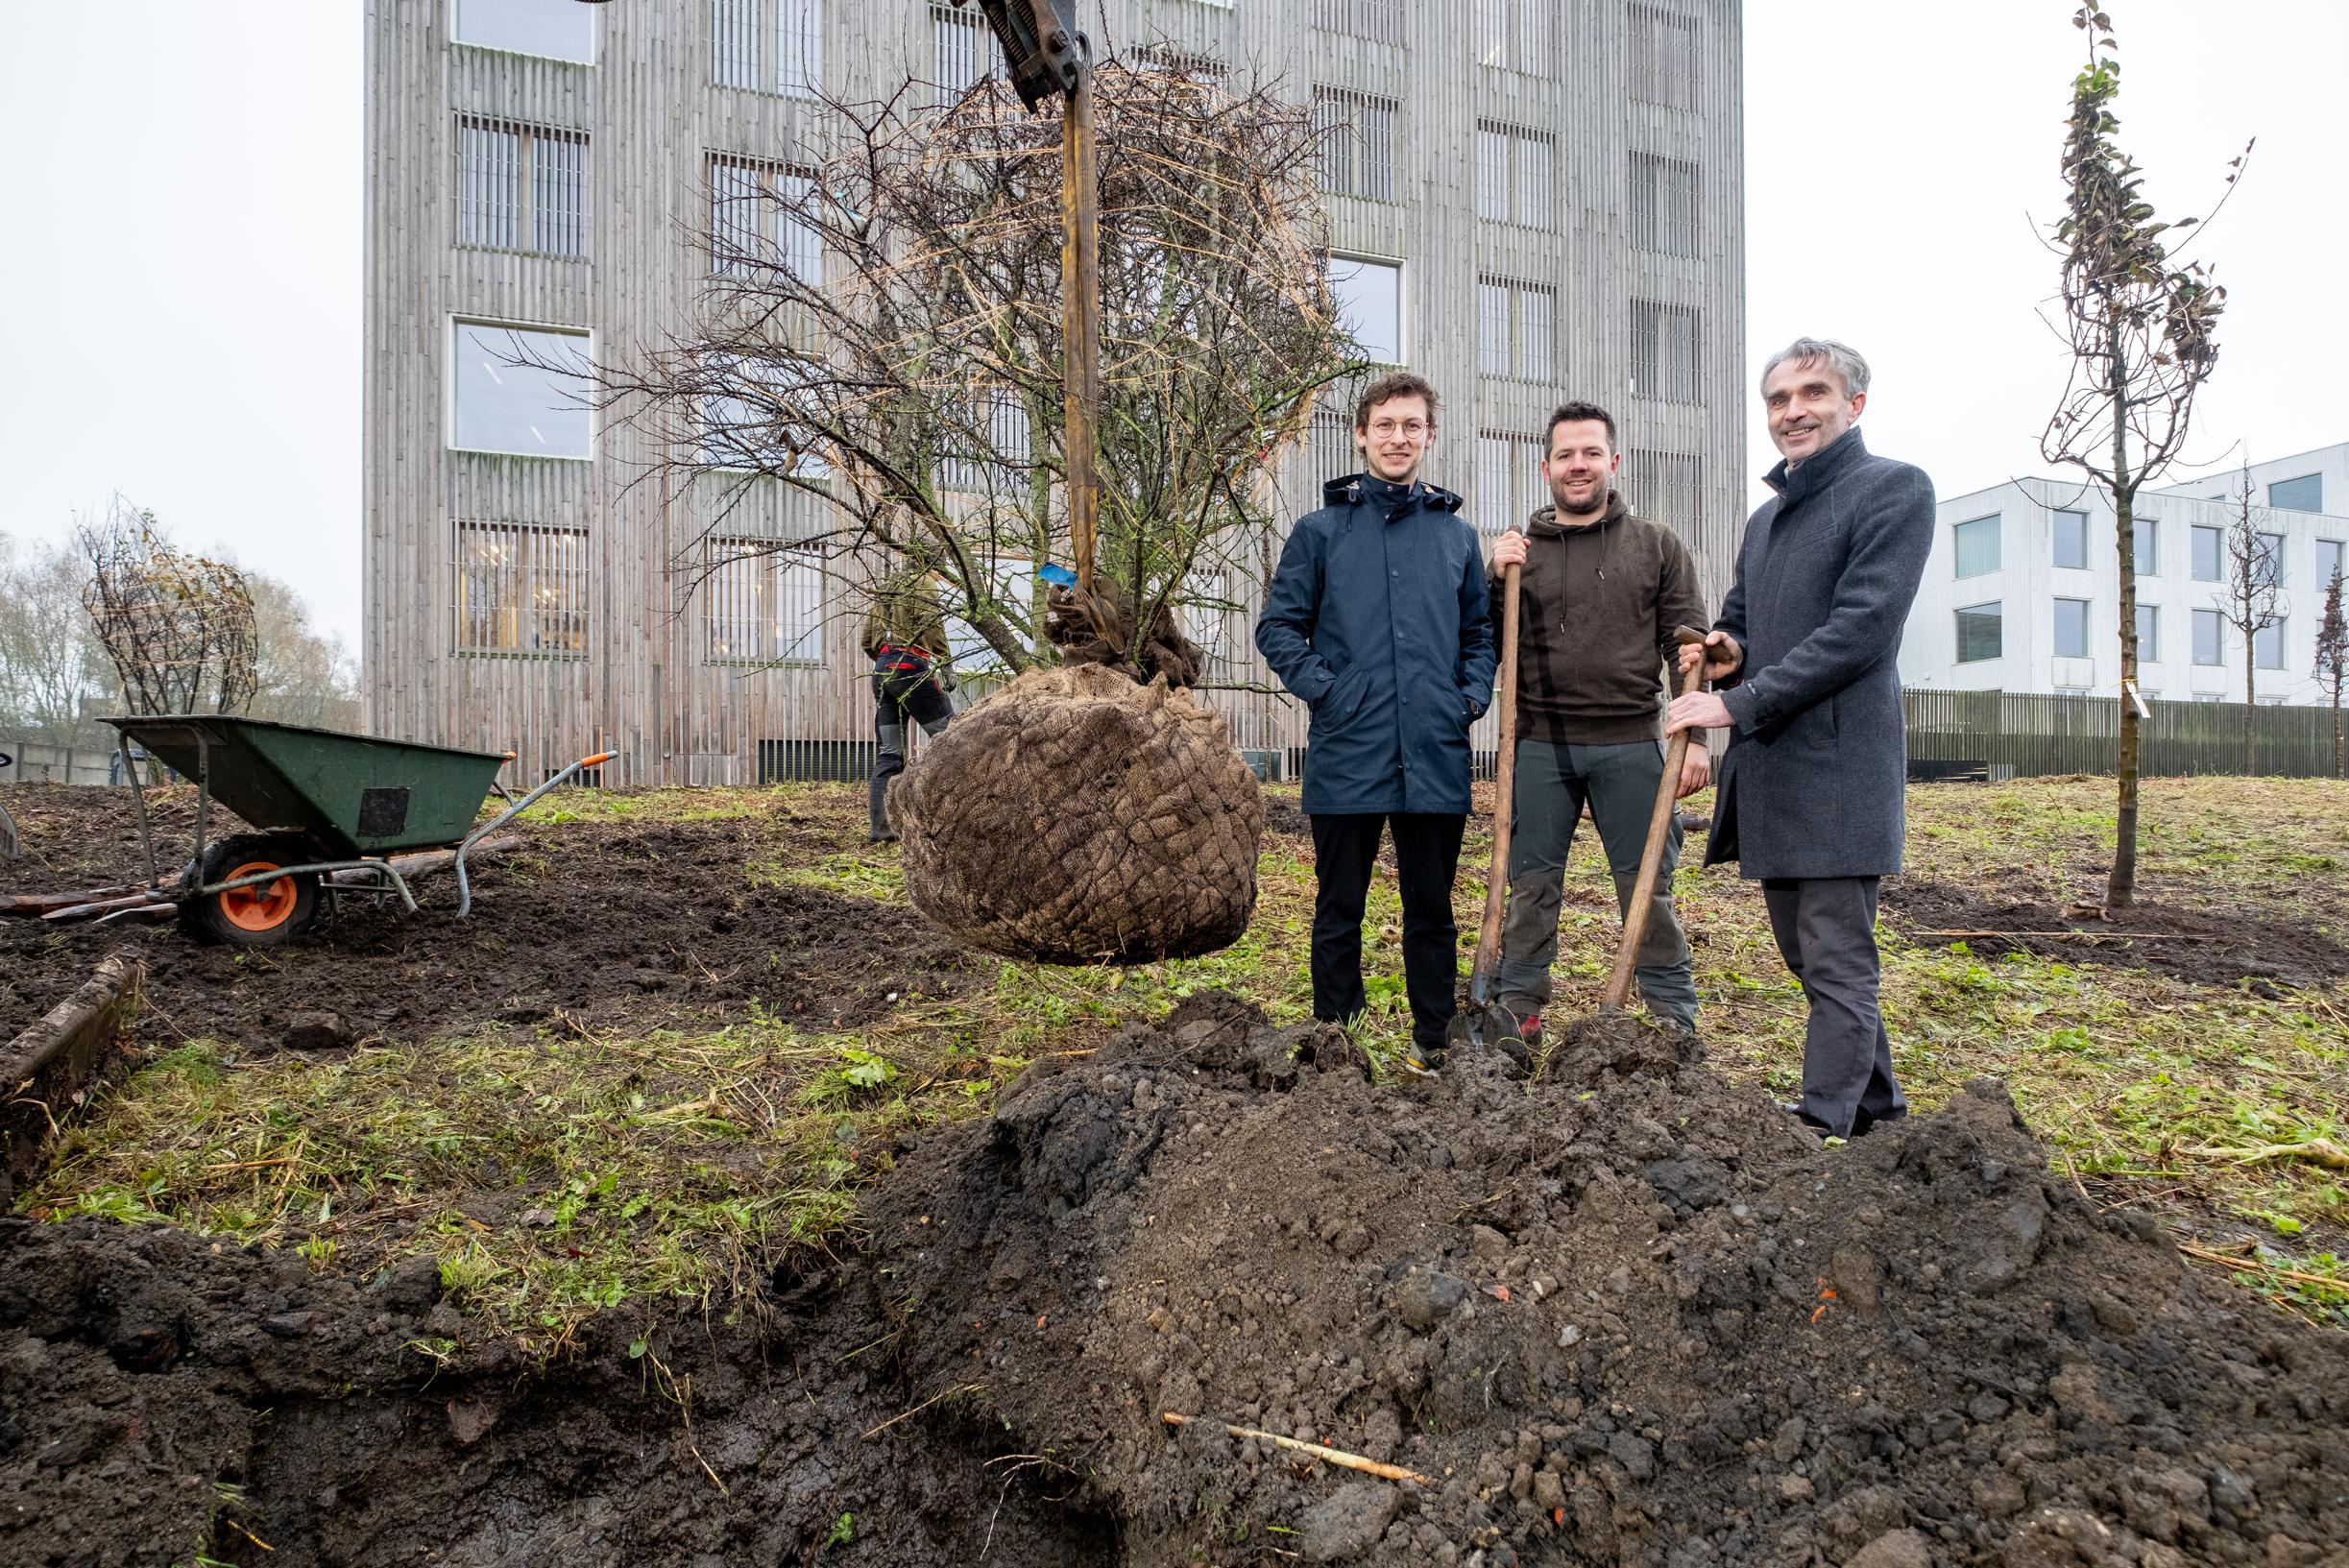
1706,430,1935,880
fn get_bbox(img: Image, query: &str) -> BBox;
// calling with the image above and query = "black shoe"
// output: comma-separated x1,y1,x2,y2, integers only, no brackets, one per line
868,829,899,844
1775,1100,1833,1139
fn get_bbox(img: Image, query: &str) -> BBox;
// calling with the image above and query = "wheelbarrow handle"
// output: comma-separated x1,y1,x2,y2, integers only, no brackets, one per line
454,747,611,917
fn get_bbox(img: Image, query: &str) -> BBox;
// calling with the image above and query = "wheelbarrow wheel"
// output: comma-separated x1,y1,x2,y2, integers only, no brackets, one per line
181,833,322,947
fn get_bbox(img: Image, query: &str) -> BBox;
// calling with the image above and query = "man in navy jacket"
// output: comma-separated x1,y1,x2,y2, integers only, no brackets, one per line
1256,372,1497,1066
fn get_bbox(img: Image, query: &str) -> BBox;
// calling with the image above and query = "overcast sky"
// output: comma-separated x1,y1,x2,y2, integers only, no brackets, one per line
1,2,2341,651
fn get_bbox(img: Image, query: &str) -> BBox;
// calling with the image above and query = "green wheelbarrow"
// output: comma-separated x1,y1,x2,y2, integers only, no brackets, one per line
100,715,609,946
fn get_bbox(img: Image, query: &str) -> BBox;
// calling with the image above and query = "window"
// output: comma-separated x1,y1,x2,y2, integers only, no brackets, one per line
1952,515,1999,579
454,522,589,655
2135,603,2158,663
2133,516,2157,576
2319,539,2346,586
2269,473,2323,513
451,322,591,458
455,116,587,257
935,390,1031,494
1313,0,1399,39
1629,153,1699,257
1477,430,1545,536
931,2,1001,103
2191,523,2222,581
1631,302,1700,402
2256,530,2286,589
1475,123,1554,229
1629,5,1700,110
1329,256,1402,365
944,556,1034,674
1954,602,2001,663
455,0,593,61
712,0,820,96
2053,597,2090,659
2192,608,2223,665
1315,88,1398,202
2053,508,2088,570
704,541,824,664
1477,0,1511,68
2255,619,2286,669
1478,277,1553,381
1623,449,1701,530
709,155,822,281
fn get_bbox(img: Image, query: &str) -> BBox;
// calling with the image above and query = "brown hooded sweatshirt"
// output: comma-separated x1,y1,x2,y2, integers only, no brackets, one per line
1488,487,1707,745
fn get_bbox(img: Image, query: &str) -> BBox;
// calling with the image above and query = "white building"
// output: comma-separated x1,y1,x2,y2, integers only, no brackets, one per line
1901,442,2349,707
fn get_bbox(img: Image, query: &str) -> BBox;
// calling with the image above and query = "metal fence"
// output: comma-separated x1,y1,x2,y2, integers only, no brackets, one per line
1903,689,2346,780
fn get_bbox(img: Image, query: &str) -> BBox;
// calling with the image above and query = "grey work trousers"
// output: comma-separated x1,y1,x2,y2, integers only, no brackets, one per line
1760,876,1907,1140
1494,737,1698,1030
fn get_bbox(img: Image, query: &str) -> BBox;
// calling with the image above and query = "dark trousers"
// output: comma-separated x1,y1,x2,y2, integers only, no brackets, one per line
1309,812,1466,1049
868,660,953,835
1760,876,1907,1139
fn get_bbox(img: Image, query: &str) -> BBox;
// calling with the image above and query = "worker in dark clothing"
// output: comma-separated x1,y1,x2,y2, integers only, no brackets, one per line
862,564,954,843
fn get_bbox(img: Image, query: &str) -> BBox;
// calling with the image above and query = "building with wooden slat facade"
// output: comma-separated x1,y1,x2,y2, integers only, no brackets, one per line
364,0,1746,784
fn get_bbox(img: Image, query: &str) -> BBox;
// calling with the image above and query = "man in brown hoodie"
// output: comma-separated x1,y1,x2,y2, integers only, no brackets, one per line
1488,400,1709,1037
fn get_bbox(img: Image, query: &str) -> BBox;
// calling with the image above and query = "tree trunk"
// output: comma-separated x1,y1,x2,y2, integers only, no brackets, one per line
2243,636,2256,773
2334,691,2343,778
2105,342,2139,911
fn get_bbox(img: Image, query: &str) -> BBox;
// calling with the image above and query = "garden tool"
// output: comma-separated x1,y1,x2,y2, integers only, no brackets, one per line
1593,625,1711,1014
1443,536,1524,1066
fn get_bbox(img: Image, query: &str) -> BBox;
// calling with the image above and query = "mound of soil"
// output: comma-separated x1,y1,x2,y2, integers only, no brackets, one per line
1882,879,2349,990
864,1000,2349,1565
5,995,2344,1566
0,784,981,1049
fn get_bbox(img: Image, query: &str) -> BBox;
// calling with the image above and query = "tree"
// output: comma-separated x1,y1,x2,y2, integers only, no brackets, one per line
2215,461,2284,770
2313,566,2346,778
0,534,114,747
79,496,260,719
2040,3,2244,908
245,575,362,732
575,58,1350,686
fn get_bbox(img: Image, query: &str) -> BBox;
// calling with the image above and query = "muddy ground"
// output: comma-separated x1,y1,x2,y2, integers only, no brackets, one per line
0,783,981,1049
6,999,2346,1567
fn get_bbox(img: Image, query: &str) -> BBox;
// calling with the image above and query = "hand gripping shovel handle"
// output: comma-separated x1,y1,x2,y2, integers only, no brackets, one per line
1467,558,1523,1008
1599,626,1709,1012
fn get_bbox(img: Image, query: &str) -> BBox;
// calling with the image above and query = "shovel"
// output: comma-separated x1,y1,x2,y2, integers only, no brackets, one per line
1444,538,1525,1066
1595,625,1711,1014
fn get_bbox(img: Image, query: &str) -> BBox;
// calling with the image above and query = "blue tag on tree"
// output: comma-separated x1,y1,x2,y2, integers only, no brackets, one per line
1036,563,1078,587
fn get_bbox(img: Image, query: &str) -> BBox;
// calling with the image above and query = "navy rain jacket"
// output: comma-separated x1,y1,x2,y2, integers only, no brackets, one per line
1255,472,1497,816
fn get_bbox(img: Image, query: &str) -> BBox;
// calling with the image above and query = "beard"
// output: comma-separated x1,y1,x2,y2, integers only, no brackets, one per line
1552,477,1608,517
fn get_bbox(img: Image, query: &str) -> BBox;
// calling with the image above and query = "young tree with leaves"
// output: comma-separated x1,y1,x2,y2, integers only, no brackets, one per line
2313,565,2346,778
2040,4,2244,908
2215,461,2286,768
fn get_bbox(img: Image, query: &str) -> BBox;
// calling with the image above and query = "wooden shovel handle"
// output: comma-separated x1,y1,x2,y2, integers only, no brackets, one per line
1468,560,1523,999
1600,626,1709,1012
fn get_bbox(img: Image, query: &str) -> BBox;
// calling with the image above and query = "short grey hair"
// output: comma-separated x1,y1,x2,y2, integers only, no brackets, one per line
1759,337,1870,398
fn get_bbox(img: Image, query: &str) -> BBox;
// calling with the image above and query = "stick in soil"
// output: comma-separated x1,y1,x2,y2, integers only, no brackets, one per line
860,1382,984,1440
1160,1411,1433,1485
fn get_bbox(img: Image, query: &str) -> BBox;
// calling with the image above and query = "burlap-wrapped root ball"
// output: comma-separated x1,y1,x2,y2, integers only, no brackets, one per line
892,663,1265,962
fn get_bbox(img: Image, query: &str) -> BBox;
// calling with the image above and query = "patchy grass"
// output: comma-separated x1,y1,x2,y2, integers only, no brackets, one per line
22,774,2349,1338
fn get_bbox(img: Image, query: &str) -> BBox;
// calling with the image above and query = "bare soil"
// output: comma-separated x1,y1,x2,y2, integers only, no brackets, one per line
0,783,981,1050
1879,879,2349,990
6,998,2344,1566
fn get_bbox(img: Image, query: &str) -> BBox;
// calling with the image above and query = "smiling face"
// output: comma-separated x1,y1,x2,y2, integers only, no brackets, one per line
1543,418,1618,518
1763,354,1866,464
1355,393,1435,484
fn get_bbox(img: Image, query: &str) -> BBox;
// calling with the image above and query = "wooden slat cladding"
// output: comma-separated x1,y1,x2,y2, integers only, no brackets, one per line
366,0,1744,784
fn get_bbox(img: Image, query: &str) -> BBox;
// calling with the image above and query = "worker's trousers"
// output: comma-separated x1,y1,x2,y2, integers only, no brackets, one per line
1494,738,1698,1030
1760,876,1906,1140
1308,811,1465,1051
868,660,953,838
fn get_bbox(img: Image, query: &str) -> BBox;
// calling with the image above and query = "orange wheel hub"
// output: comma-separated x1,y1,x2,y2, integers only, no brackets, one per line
218,860,299,932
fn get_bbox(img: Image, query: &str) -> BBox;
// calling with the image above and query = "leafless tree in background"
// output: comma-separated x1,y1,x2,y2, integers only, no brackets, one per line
575,57,1355,687
2314,566,2347,777
2215,462,2286,770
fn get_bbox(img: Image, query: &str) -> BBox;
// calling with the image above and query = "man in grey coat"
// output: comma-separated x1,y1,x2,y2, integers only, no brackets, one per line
1665,338,1934,1139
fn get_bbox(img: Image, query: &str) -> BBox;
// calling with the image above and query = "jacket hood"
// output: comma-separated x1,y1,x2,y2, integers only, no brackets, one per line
1321,472,1465,515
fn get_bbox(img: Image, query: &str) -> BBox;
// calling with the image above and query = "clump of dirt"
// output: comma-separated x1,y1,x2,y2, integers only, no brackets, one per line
1882,878,2349,989
0,784,981,1049
864,997,2349,1566
0,1216,1113,1567
6,992,2345,1566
